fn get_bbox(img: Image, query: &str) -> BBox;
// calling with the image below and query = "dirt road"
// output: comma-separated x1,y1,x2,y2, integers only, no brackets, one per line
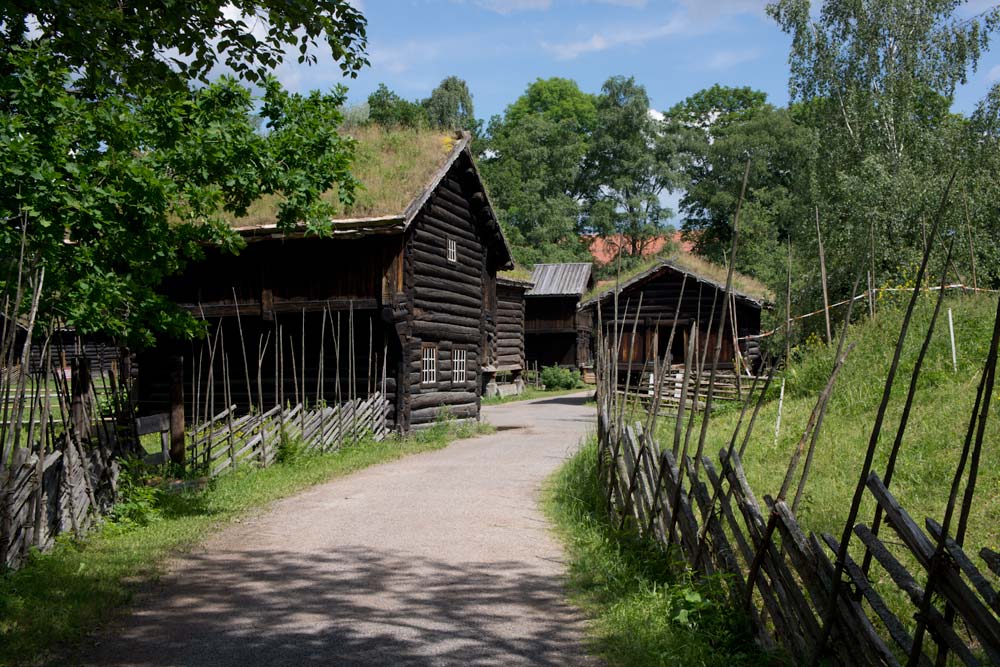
82,392,598,667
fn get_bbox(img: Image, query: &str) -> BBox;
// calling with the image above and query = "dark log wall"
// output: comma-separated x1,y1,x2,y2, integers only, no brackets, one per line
525,297,577,332
402,163,495,428
525,295,583,369
592,268,762,367
495,283,526,371
163,235,404,315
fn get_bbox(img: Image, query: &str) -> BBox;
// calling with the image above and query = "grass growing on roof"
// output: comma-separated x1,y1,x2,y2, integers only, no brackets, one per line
585,251,773,304
227,125,457,229
0,419,492,667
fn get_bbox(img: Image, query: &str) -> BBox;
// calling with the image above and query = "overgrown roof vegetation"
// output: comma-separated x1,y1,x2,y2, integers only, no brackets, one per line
227,126,459,228
584,250,774,304
498,266,535,283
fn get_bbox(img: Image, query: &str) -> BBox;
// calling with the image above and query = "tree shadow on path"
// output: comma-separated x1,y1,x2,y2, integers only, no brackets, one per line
78,544,597,667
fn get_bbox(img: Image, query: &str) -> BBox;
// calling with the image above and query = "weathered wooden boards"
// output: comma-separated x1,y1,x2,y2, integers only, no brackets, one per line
186,393,391,479
598,407,1000,665
1,357,133,571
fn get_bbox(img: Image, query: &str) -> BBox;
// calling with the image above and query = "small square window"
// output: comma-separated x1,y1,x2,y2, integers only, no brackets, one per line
447,238,457,263
421,345,437,384
453,348,467,383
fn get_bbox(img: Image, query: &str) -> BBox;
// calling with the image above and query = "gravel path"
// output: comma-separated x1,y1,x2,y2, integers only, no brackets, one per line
82,392,598,667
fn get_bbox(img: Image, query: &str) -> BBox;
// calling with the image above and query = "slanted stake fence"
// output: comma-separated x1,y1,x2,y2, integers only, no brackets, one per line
185,393,390,479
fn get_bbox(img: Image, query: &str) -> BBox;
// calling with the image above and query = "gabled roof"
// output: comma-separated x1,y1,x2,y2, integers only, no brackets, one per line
225,127,514,269
582,257,772,310
526,263,594,297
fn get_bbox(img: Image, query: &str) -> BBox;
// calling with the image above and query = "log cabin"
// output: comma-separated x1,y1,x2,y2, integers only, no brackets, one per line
524,263,594,371
138,127,514,432
485,274,532,396
580,256,772,376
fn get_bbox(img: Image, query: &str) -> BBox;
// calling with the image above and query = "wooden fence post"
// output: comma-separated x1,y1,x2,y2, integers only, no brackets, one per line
169,355,185,465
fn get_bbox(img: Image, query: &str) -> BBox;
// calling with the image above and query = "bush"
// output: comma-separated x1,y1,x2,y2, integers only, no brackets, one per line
541,365,581,390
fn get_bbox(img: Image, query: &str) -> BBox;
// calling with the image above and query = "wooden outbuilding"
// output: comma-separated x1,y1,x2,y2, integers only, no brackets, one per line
580,257,771,375
483,275,532,396
138,128,514,432
524,263,594,371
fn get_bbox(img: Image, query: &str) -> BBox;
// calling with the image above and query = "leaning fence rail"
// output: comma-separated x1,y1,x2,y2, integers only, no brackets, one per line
184,393,390,479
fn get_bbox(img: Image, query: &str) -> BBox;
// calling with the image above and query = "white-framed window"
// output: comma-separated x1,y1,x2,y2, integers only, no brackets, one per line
453,348,467,383
447,238,457,263
421,344,437,384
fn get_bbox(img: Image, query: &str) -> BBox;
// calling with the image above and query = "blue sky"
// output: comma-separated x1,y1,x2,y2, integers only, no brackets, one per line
274,0,1000,121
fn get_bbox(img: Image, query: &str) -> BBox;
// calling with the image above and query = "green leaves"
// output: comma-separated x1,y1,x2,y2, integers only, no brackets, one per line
0,1,368,94
1,46,358,347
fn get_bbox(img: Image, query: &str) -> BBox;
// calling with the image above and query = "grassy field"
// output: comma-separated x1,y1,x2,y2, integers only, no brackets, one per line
0,420,491,667
688,292,999,638
544,438,775,667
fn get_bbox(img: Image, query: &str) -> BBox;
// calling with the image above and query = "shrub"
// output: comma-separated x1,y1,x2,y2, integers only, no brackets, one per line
541,365,581,390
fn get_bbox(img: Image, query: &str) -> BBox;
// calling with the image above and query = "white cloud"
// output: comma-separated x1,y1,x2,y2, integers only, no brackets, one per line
474,0,551,13
704,48,762,70
541,15,687,59
678,0,768,22
988,64,1000,83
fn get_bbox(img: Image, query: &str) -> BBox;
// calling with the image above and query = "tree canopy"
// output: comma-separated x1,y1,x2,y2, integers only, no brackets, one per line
1,2,369,345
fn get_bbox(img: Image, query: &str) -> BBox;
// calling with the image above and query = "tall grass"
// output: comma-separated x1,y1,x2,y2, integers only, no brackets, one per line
544,438,774,667
0,420,491,667
698,293,998,634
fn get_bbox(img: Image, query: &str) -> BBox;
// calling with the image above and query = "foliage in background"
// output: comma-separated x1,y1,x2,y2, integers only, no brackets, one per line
578,76,684,259
365,76,480,134
480,78,597,265
545,438,770,666
540,365,582,390
0,2,369,346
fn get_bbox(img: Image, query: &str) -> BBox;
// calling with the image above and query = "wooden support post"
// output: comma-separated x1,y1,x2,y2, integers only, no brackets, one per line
948,308,957,373
168,355,185,465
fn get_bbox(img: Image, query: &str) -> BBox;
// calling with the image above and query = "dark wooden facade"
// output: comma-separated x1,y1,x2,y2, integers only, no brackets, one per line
580,261,767,373
494,277,529,373
138,133,514,432
524,263,594,371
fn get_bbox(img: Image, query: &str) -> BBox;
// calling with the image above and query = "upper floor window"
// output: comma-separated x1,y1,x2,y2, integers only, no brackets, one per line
447,238,457,263
421,345,438,384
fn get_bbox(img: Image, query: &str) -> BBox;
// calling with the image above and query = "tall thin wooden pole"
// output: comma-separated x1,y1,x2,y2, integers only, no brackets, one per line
816,206,832,344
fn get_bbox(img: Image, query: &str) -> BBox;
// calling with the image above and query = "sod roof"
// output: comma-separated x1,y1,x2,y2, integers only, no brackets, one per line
583,251,774,307
227,126,462,230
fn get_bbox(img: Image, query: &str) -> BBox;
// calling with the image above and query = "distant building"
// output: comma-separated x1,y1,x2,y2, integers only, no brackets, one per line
524,263,594,371
588,231,694,266
580,257,772,375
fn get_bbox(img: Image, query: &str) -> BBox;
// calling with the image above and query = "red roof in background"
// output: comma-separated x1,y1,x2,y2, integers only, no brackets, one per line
587,231,694,265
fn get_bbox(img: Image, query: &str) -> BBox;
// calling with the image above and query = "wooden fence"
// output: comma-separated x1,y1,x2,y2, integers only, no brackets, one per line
599,409,999,665
185,393,390,479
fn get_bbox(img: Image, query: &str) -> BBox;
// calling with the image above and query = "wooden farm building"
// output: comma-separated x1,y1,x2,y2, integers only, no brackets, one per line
138,128,515,432
487,275,532,395
524,263,594,371
580,257,772,374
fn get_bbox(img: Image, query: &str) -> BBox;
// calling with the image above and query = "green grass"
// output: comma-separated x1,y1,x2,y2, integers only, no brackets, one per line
481,385,589,405
544,437,775,667
0,420,492,667
692,293,999,639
